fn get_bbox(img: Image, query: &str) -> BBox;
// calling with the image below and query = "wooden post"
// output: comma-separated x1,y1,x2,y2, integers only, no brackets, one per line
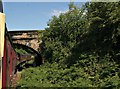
0,12,5,89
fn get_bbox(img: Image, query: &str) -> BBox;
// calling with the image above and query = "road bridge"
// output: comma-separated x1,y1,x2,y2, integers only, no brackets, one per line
8,30,42,52
9,30,44,66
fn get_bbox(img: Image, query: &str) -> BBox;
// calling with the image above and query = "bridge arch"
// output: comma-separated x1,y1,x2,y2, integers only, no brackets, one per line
14,43,39,55
8,30,40,52
13,43,43,65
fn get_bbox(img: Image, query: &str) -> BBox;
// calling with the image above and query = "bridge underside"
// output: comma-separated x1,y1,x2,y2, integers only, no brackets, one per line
14,43,44,67
13,39,39,51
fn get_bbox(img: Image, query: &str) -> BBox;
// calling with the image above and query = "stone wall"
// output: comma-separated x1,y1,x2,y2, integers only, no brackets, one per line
9,30,40,51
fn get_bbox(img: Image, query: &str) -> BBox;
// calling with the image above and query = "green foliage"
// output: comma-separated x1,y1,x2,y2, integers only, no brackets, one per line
38,30,44,42
17,2,120,88
16,62,120,87
15,48,28,54
15,45,35,55
40,2,120,65
40,2,87,64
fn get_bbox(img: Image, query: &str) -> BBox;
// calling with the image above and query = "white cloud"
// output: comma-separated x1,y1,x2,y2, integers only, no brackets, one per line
51,10,68,17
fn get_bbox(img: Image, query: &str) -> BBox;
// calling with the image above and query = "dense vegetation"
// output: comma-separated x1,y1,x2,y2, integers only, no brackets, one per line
16,2,120,88
14,45,35,55
15,48,28,54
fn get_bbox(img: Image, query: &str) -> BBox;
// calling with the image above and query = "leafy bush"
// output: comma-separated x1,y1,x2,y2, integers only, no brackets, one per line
16,62,120,87
17,2,120,88
15,48,28,54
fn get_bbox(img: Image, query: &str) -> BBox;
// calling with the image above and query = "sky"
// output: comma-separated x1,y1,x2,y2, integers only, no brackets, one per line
3,2,84,31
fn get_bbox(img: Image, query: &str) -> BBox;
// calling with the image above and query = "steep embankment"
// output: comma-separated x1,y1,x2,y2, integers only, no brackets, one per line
16,2,120,88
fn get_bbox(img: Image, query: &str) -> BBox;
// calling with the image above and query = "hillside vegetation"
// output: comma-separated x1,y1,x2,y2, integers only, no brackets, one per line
16,2,120,88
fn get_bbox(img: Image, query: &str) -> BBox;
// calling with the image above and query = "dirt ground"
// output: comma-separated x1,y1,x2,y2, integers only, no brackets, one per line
11,72,21,88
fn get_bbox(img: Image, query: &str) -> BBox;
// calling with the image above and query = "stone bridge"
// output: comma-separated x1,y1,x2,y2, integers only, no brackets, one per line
8,30,42,52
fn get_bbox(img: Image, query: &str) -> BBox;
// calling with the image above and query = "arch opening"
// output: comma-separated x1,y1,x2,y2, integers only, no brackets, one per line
13,43,43,72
